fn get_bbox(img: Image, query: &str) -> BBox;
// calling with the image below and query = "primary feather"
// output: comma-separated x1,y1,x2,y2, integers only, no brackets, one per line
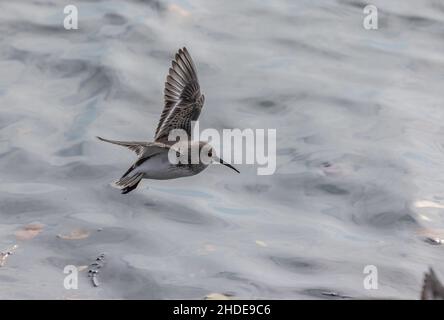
155,47,204,142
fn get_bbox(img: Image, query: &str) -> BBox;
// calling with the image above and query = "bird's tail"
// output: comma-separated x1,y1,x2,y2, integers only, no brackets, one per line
114,173,144,194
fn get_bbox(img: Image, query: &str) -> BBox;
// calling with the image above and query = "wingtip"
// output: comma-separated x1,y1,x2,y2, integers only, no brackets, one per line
176,47,185,56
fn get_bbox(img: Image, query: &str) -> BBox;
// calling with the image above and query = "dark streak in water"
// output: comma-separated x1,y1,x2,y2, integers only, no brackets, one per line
270,256,322,273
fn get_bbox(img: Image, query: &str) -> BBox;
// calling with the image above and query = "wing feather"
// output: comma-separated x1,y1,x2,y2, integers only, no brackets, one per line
154,47,204,142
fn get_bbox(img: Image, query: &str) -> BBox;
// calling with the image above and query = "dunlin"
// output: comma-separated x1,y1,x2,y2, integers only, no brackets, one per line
98,47,239,194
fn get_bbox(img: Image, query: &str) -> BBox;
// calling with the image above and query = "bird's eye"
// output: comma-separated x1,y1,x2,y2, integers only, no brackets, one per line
208,150,212,157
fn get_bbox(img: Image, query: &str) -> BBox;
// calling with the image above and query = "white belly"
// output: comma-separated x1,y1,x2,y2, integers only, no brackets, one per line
133,153,195,180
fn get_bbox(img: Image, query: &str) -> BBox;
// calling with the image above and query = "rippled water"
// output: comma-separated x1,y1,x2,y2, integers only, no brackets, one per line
1,0,444,299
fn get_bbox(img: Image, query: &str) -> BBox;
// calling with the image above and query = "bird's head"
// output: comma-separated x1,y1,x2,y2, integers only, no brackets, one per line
198,142,239,173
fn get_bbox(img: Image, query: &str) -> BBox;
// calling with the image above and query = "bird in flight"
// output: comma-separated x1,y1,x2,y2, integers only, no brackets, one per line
97,47,239,194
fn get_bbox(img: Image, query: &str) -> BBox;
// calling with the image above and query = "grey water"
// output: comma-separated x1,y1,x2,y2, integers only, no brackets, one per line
1,0,444,299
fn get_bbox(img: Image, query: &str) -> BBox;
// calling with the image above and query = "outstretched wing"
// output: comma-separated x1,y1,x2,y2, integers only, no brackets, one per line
97,136,149,156
154,47,204,142
97,136,173,158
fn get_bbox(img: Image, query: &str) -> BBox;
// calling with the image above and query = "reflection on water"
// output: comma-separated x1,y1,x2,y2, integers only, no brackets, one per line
1,0,444,299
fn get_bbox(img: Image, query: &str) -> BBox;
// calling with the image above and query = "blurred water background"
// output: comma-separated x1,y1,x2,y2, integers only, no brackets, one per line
1,0,444,299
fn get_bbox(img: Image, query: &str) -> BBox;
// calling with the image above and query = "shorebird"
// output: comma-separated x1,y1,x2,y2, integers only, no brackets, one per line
97,47,239,194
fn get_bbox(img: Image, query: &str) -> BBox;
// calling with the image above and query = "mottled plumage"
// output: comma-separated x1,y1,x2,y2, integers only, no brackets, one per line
97,47,238,194
155,47,205,142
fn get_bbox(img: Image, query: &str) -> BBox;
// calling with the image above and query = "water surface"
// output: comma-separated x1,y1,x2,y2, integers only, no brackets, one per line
1,0,444,299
